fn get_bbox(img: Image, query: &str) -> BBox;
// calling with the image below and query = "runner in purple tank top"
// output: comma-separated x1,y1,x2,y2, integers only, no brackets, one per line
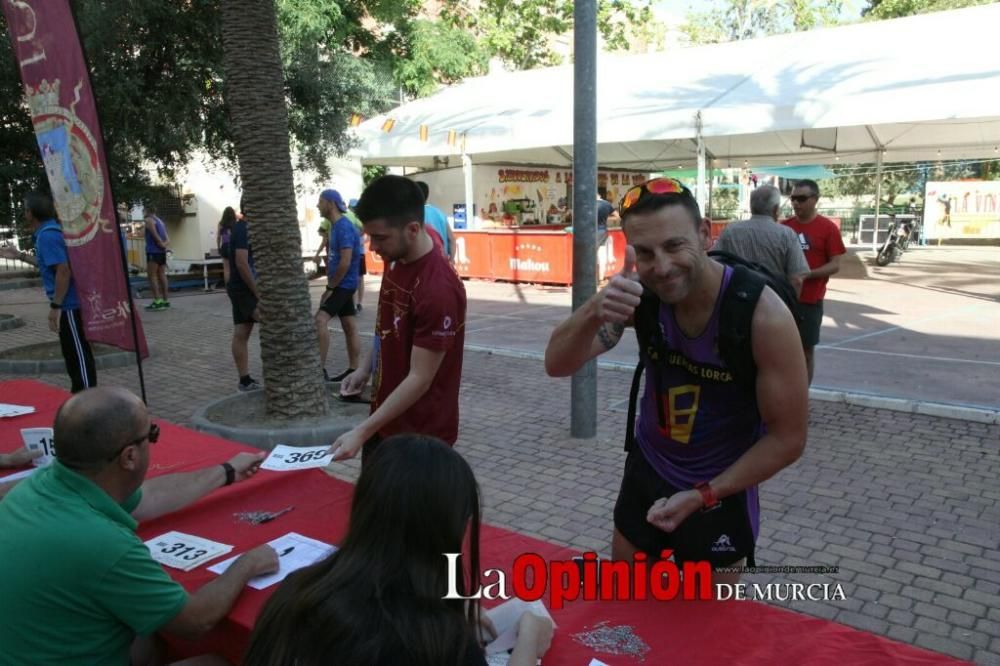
545,178,808,587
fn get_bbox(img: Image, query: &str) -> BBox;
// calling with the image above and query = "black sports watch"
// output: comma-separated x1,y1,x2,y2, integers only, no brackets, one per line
221,462,236,486
50,302,61,310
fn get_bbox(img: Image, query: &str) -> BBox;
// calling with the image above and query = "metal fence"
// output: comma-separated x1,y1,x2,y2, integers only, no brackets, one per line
0,216,34,276
707,204,924,243
0,223,150,277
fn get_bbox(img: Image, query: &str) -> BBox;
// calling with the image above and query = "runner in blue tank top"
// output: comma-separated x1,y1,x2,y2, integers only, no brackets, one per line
143,204,171,310
544,178,808,587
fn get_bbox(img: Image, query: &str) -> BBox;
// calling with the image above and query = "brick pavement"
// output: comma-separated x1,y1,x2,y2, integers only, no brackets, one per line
1,281,998,664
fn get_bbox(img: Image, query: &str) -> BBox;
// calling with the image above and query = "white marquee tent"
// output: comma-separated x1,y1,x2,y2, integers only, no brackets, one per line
353,4,1000,172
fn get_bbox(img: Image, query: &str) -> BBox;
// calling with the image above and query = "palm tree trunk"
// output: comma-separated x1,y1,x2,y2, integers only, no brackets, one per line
220,0,327,418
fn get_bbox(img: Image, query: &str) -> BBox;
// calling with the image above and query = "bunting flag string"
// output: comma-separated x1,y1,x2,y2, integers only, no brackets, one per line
354,113,469,154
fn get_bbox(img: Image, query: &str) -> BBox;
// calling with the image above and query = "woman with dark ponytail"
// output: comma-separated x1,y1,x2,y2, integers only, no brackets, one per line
245,434,552,666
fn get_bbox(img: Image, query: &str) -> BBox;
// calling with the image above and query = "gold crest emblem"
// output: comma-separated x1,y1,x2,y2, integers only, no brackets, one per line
26,79,108,247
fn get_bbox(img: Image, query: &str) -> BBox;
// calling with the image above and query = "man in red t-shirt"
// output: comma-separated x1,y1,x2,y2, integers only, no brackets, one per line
330,175,467,465
781,179,846,384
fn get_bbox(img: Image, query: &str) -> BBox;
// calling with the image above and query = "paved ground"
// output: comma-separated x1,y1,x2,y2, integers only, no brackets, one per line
1,250,999,663
451,245,1000,413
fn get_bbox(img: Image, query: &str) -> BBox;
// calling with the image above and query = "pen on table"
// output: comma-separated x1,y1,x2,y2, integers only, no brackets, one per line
279,546,295,557
258,506,294,523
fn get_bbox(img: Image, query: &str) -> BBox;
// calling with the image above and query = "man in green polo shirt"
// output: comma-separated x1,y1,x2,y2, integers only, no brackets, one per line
0,387,279,665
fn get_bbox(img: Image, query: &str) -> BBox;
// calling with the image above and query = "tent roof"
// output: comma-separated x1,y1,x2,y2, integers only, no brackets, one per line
353,5,1000,171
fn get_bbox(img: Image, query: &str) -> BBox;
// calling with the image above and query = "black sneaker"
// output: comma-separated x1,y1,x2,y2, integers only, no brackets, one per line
238,378,262,392
329,368,356,383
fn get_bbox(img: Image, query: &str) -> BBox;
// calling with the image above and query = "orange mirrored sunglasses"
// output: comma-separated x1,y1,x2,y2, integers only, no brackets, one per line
619,177,691,213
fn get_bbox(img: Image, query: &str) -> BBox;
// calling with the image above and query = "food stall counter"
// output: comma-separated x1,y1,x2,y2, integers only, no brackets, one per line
365,227,626,285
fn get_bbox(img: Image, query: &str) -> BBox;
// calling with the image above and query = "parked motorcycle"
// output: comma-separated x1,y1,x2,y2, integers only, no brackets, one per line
876,218,912,266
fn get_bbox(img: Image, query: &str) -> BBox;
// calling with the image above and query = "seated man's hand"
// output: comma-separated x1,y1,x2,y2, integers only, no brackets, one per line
0,446,41,468
226,452,266,483
237,544,279,576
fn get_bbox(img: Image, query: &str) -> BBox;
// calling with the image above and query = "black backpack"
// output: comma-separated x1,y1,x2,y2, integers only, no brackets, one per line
623,250,804,453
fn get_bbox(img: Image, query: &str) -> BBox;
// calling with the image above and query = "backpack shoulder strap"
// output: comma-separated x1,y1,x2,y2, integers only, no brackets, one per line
625,287,666,452
624,361,644,453
718,264,766,394
632,286,661,363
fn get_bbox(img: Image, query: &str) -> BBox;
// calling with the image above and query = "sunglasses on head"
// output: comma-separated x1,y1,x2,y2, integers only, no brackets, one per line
620,177,692,213
108,422,160,461
790,194,816,203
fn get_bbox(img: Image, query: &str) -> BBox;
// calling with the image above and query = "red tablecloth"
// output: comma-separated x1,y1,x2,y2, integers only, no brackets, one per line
0,380,966,665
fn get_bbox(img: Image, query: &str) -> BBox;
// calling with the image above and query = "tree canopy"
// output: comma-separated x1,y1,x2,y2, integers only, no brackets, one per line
682,0,843,44
819,161,997,208
0,0,402,222
862,0,994,19
429,1,654,73
1,0,657,227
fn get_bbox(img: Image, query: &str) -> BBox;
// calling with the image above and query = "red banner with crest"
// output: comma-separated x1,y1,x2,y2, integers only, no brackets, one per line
3,1,147,356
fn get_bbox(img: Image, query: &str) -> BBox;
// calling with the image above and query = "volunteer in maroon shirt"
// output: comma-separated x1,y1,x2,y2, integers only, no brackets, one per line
330,176,467,465
781,179,846,384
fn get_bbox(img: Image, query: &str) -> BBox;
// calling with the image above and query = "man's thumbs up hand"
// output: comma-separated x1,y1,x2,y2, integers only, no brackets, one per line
596,245,643,324
621,244,638,279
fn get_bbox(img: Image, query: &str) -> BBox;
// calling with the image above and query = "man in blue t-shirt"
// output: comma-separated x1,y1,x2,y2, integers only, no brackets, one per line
226,204,262,392
0,192,95,392
315,189,362,383
415,181,455,263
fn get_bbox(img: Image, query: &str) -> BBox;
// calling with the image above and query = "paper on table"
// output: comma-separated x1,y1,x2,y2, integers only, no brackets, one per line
208,532,336,590
260,445,333,471
0,404,34,418
0,467,37,483
145,531,234,572
20,428,55,467
484,645,545,666
484,598,555,656
588,660,611,666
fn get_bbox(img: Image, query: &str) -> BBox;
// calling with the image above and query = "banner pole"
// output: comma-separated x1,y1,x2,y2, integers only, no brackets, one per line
68,4,148,403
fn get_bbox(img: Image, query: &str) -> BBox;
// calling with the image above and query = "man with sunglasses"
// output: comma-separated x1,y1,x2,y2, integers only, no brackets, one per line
0,387,278,665
781,179,846,383
545,178,808,584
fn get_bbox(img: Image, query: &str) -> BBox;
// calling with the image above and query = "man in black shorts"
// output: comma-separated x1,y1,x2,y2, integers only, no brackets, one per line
227,207,261,392
315,190,363,383
545,178,808,585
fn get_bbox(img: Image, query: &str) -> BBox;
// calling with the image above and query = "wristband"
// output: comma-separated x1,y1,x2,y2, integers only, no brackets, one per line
50,302,61,310
221,462,236,486
694,481,719,509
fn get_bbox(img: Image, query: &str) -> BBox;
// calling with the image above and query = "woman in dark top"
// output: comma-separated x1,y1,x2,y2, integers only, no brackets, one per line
217,206,236,286
245,434,552,666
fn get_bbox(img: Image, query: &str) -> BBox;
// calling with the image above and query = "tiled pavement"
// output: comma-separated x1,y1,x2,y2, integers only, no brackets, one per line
1,279,998,664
